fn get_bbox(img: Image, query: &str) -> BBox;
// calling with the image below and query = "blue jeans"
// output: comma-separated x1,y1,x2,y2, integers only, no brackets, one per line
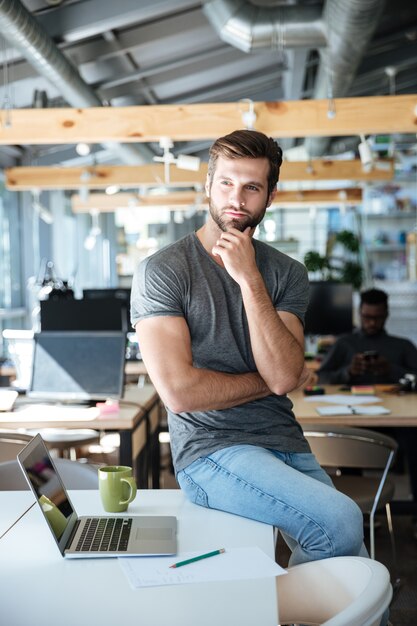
177,444,365,566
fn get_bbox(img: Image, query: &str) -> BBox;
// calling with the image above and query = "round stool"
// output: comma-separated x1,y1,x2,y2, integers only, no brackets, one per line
26,428,100,460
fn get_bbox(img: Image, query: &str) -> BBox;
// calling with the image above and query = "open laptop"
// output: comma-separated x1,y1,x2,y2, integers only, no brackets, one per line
27,331,126,403
17,434,177,558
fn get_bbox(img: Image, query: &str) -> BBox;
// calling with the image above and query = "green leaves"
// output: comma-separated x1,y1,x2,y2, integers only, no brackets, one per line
304,230,363,289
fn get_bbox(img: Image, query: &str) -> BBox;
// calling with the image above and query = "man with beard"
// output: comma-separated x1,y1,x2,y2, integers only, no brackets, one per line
318,288,417,530
130,129,365,567
317,288,417,386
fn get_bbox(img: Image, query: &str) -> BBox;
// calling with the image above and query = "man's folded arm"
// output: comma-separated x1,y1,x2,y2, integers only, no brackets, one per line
135,316,271,413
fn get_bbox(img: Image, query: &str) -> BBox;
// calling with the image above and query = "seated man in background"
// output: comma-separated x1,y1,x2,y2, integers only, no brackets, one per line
317,288,417,386
318,287,417,530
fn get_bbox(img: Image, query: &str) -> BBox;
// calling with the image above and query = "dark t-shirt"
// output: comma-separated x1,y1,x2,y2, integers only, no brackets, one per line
317,329,417,385
131,232,311,472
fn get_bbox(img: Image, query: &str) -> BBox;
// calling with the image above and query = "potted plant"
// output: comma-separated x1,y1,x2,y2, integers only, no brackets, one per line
304,229,363,290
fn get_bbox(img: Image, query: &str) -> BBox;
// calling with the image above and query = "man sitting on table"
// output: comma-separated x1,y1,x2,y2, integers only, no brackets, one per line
317,287,417,525
317,288,417,386
131,129,366,569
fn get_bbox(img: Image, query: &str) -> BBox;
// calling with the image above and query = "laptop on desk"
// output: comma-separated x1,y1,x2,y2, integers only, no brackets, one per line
27,331,126,403
17,434,177,558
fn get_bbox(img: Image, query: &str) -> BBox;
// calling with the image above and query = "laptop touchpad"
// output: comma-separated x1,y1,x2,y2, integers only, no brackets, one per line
137,528,173,540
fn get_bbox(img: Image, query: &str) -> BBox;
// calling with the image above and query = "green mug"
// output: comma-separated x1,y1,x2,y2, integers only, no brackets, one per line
98,466,137,513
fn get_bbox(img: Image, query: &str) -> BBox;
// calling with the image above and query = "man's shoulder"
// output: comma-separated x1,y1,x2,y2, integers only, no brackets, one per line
141,233,196,270
385,332,417,350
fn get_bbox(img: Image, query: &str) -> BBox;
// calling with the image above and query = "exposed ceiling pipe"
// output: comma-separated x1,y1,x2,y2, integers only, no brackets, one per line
0,0,153,164
305,0,387,156
204,0,387,156
203,0,326,52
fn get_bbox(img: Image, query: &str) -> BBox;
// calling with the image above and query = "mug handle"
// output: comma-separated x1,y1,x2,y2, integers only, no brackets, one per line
119,477,137,506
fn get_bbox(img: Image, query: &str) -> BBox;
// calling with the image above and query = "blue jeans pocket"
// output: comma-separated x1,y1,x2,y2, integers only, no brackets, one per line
177,466,209,508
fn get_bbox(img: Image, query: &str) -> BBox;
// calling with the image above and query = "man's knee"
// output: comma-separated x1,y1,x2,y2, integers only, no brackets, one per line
330,495,364,557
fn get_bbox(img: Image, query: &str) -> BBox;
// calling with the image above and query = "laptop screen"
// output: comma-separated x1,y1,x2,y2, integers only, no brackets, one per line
17,434,77,553
28,331,126,402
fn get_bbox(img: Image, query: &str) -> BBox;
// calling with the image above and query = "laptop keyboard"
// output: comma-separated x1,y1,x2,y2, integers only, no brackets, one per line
75,517,132,552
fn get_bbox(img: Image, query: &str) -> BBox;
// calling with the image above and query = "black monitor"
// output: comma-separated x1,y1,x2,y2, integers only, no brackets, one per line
83,287,130,301
304,281,353,336
40,297,128,332
28,331,126,402
83,288,131,331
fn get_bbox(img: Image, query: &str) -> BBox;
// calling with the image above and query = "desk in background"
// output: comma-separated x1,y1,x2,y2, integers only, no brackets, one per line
0,384,162,489
288,384,417,427
0,489,277,626
289,384,417,514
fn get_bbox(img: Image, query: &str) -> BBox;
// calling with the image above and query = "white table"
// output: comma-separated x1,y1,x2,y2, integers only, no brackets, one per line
0,490,35,539
0,385,162,487
0,489,278,626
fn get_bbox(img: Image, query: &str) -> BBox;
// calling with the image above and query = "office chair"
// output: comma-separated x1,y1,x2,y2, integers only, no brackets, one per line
277,555,392,626
0,458,99,490
25,428,100,460
0,430,33,463
303,425,399,586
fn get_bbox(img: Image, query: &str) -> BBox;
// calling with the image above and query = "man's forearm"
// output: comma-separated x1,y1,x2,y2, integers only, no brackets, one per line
240,275,304,395
148,363,271,414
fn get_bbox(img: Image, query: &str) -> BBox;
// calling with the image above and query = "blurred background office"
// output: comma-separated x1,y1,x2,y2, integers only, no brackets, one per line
1,0,417,364
0,4,416,621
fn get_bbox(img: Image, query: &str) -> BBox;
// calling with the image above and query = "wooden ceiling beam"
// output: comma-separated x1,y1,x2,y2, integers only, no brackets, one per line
71,188,362,213
71,191,205,213
274,188,362,206
0,95,416,145
6,158,394,191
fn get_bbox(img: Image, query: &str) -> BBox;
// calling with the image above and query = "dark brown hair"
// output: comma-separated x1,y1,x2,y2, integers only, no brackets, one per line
208,129,283,195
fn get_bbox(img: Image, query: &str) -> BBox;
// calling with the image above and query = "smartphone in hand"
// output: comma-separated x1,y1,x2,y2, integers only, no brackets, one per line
363,350,378,362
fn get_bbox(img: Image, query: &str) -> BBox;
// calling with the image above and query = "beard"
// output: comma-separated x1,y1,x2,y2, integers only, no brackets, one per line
208,199,267,233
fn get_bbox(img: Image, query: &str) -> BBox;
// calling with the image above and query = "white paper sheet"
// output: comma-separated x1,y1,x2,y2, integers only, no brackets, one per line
304,394,380,405
316,405,391,416
11,404,99,421
118,546,286,588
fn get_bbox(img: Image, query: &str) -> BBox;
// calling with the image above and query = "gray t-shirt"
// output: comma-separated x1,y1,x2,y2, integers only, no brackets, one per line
131,232,311,472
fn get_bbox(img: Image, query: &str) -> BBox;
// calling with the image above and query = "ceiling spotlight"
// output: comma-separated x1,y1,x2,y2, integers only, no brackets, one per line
175,154,200,172
76,142,91,157
358,135,374,172
153,137,201,184
105,185,120,195
239,98,257,130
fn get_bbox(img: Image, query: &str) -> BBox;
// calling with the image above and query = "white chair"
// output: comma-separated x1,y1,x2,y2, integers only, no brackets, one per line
277,556,392,626
0,458,99,490
25,428,100,460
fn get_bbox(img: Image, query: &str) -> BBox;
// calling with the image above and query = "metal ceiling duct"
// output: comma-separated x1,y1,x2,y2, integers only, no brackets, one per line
204,0,387,156
0,0,153,164
305,0,387,156
203,0,326,52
